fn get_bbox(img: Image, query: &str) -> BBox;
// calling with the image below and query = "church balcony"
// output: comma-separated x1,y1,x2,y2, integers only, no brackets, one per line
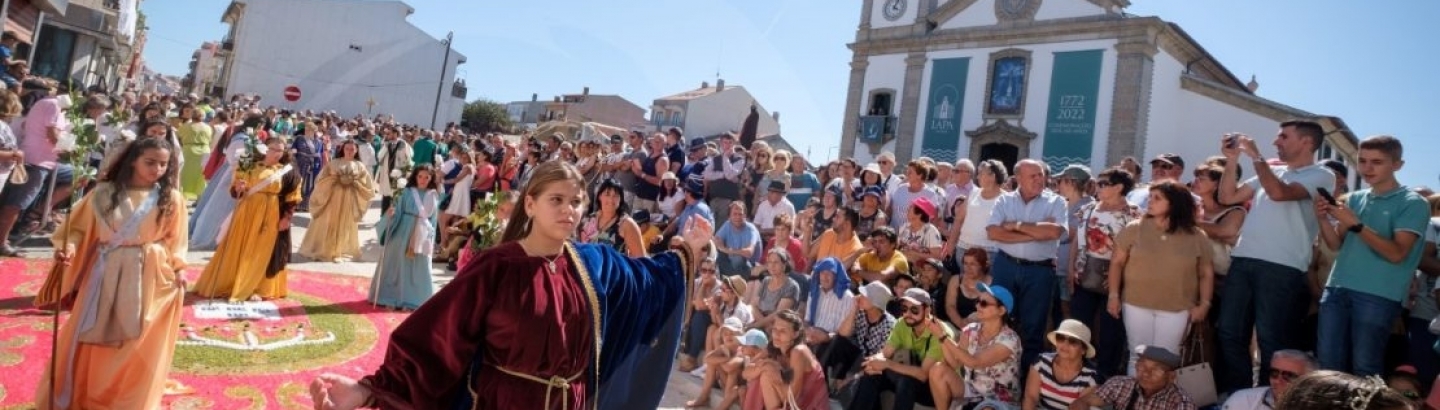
856,115,896,144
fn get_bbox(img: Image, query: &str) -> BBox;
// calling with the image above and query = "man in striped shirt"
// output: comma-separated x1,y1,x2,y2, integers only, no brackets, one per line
804,258,856,360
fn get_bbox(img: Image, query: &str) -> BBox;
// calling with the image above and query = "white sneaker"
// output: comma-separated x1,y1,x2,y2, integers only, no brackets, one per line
689,364,708,377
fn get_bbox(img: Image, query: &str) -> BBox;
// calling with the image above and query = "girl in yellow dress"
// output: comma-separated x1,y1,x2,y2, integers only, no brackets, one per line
298,139,377,262
37,137,189,409
193,136,301,302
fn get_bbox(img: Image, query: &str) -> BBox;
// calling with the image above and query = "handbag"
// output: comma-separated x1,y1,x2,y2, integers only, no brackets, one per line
1078,256,1111,294
8,163,26,185
1207,207,1242,275
1176,323,1219,406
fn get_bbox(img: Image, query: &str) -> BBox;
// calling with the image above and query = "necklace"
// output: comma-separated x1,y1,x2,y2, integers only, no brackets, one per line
521,240,565,273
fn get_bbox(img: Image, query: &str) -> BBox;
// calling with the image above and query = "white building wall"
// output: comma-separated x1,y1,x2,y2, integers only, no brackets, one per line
1032,0,1109,21
851,53,909,164
684,87,780,139
1144,48,1282,182
938,0,998,29
909,39,1118,169
226,0,465,128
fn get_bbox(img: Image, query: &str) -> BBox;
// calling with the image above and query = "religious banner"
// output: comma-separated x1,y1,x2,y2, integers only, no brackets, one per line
921,58,969,161
1041,50,1104,171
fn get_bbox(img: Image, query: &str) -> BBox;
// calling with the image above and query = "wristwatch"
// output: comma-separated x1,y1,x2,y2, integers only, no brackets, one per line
1347,223,1365,234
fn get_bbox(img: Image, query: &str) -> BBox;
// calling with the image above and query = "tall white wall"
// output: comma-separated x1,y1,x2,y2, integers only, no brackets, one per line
227,0,465,128
685,87,780,139
1147,49,1284,182
1032,0,1109,21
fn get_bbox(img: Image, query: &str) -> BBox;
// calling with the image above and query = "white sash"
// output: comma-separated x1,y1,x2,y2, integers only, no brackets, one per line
216,165,293,242
408,189,436,256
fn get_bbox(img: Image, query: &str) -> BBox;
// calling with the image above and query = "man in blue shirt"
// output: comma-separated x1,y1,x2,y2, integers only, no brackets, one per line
0,31,18,68
665,174,714,245
714,202,761,279
1314,135,1429,377
985,159,1069,374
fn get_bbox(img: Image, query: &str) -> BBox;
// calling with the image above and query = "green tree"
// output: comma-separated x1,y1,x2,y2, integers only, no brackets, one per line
461,99,513,133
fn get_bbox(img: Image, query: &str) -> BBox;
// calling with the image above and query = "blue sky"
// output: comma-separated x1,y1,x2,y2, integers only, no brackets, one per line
143,0,1439,188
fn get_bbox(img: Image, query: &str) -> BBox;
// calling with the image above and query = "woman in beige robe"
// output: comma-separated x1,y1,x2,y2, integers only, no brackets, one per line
298,139,376,262
36,137,189,409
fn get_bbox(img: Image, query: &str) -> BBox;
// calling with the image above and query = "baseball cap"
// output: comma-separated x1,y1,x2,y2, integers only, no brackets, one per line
721,317,745,333
899,287,932,306
1057,164,1092,182
858,281,893,307
1138,345,1181,370
738,328,769,347
977,282,1014,311
1150,153,1185,168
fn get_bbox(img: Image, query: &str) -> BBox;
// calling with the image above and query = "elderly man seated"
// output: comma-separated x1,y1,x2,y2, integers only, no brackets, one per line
1222,349,1318,410
1070,345,1196,410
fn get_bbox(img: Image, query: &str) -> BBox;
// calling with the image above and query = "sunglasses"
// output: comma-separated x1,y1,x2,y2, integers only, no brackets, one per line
700,267,716,274
1269,368,1301,382
902,304,923,315
1152,163,1177,170
1054,334,1085,346
976,298,1000,309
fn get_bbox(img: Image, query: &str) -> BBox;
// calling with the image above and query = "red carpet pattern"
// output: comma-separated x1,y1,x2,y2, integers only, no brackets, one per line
0,258,410,409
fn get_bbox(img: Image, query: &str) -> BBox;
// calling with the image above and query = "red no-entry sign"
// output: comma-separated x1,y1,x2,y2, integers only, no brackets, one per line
284,85,302,102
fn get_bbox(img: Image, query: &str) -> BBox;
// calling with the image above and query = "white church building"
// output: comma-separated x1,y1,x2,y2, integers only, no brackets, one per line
840,0,1358,179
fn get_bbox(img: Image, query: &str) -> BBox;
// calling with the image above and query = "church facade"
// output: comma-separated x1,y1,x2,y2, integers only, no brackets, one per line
840,0,1357,179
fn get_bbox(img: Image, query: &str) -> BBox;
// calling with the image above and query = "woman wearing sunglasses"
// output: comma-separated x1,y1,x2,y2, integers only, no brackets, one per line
930,283,1022,410
1021,319,1101,410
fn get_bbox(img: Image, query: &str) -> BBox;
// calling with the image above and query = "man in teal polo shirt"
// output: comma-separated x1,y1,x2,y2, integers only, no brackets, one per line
1314,135,1430,377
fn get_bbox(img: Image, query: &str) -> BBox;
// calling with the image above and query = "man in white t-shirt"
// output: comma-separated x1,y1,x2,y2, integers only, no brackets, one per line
753,180,796,236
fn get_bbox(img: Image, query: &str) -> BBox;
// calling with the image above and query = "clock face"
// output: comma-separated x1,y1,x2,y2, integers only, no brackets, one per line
883,0,906,21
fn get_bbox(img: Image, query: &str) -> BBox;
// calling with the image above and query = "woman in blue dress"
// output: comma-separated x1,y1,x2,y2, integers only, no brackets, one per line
368,164,441,310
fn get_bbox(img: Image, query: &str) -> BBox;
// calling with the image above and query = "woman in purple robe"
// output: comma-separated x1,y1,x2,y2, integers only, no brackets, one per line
309,161,713,409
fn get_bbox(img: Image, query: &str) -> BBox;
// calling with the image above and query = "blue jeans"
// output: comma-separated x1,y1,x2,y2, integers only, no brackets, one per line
1318,287,1403,377
683,308,713,359
1217,257,1310,393
990,252,1057,378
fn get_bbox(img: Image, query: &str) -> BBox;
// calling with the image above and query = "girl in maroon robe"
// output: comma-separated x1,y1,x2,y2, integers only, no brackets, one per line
309,161,715,410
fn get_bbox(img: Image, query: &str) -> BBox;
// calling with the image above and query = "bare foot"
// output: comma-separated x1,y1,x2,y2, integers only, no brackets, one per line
684,397,710,408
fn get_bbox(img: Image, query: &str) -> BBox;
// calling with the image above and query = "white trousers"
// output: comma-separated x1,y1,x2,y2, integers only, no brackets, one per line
1123,303,1190,376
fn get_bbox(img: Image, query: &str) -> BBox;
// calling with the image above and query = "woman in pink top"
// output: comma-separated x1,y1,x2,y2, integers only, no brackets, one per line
746,310,829,409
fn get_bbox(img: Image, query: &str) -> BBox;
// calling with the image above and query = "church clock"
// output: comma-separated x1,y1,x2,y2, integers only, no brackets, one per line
883,0,906,21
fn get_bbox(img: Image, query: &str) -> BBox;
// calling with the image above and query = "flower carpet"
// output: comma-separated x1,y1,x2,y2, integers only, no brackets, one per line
0,258,409,409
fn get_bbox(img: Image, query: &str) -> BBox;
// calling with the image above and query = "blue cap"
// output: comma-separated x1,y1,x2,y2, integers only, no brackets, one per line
861,185,885,200
684,174,705,194
738,328,769,347
977,282,1014,312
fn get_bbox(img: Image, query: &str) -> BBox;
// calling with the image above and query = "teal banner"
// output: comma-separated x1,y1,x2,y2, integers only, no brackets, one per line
1041,50,1104,171
921,58,969,161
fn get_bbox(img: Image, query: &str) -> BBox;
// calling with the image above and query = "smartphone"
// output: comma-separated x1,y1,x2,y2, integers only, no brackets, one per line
1316,187,1338,206
1224,134,1237,149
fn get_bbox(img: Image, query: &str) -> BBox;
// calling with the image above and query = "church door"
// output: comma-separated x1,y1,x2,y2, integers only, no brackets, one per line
978,143,1019,173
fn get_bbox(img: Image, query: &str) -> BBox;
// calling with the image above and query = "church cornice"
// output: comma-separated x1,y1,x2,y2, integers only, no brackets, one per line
849,15,1248,92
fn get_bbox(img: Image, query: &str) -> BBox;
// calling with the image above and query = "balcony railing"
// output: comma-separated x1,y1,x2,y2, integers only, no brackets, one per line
857,115,895,144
